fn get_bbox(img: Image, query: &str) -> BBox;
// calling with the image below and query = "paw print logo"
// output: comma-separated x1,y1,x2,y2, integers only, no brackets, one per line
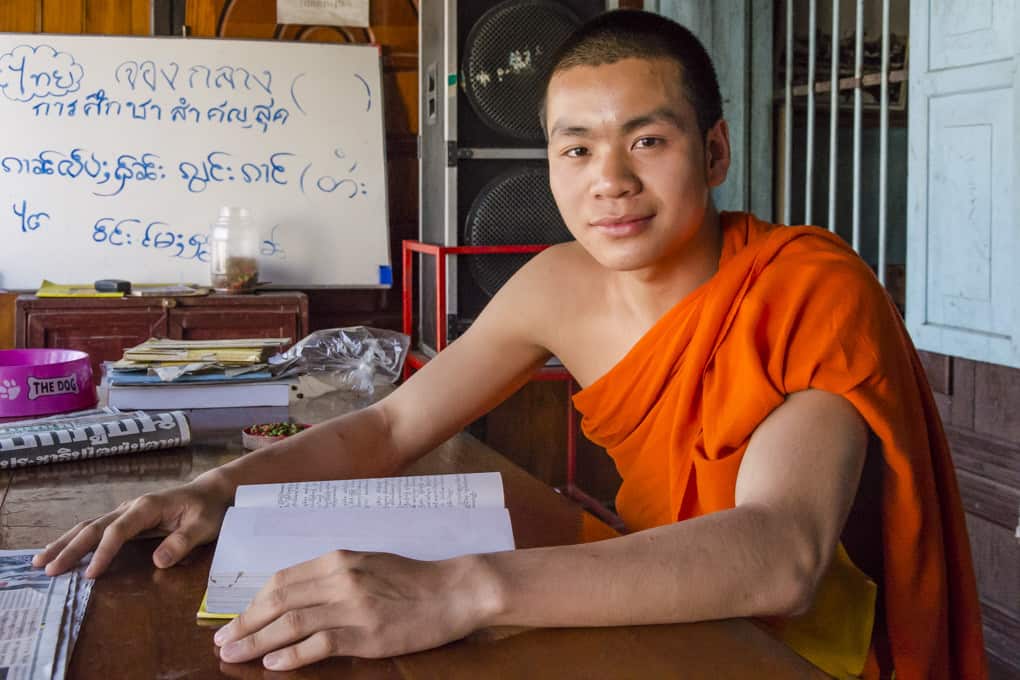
0,379,21,400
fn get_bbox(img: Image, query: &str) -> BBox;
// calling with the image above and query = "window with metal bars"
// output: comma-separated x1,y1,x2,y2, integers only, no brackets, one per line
774,0,908,310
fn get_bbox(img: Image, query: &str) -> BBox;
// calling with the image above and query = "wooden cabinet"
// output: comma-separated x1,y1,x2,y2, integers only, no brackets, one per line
15,293,308,381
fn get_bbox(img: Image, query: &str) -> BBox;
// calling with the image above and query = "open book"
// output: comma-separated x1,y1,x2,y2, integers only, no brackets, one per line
200,472,515,618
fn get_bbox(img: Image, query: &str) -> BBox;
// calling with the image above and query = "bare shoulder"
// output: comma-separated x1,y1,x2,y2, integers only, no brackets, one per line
516,240,602,293
472,240,605,349
380,241,604,458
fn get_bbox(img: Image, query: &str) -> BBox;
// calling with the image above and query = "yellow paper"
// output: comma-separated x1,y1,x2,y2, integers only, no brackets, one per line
196,591,238,621
36,280,123,298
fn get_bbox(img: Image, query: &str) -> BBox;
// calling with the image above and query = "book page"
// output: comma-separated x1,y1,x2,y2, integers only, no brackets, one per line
233,472,505,510
206,505,515,614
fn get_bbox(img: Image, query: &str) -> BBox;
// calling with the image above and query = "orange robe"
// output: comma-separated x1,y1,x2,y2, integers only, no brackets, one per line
572,212,986,679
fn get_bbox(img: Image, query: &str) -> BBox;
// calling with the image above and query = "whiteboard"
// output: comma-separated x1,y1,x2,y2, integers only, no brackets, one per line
0,34,391,289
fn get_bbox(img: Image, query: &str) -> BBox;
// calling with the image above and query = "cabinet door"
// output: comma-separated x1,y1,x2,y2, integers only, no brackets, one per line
25,310,167,381
168,309,300,344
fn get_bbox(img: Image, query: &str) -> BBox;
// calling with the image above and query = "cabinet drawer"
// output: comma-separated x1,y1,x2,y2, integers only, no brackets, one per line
15,294,309,378
25,311,167,381
169,309,301,346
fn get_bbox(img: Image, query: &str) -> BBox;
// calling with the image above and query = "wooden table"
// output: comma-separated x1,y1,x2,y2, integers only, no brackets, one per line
0,392,826,679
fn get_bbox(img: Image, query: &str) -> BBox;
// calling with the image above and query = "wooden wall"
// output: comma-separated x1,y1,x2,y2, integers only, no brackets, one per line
919,351,1020,676
0,295,15,350
0,0,150,33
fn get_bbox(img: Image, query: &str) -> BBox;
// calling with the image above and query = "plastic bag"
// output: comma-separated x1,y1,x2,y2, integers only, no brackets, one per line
275,327,410,396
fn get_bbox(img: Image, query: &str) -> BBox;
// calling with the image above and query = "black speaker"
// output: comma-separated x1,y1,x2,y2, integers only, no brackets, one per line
418,0,611,353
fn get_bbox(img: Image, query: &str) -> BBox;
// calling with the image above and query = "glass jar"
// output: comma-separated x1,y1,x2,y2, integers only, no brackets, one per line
209,206,260,293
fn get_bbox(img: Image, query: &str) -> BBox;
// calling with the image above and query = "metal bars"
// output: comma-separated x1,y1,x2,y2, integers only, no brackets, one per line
782,0,892,288
783,0,793,225
804,0,816,224
852,0,863,252
827,0,839,233
877,0,890,287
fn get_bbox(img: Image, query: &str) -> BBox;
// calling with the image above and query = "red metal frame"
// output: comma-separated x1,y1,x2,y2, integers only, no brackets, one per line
402,241,548,355
401,239,624,532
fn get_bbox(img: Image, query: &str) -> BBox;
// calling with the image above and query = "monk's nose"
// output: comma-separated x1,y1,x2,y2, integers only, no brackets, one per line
592,149,640,199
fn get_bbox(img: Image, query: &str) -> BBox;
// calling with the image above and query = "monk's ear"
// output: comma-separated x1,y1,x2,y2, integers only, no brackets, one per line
704,119,731,188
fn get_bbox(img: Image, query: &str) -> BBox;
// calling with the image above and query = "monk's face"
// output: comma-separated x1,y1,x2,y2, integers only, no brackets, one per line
545,57,729,272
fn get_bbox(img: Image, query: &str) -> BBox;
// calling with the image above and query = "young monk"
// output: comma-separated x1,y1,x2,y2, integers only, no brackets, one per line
33,10,984,679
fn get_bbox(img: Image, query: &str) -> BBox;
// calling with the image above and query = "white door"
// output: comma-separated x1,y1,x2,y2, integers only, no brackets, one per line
906,0,1019,368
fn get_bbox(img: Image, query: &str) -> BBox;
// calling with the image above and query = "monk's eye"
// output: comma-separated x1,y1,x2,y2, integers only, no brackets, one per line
564,146,589,158
633,137,662,150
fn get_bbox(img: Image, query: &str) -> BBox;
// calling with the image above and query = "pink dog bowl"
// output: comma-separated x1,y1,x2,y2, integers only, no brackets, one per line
0,349,97,418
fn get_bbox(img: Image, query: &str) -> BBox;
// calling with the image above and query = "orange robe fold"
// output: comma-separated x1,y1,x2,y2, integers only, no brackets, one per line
572,212,985,679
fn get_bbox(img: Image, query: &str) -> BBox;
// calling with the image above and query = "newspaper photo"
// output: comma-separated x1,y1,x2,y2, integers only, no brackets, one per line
0,409,191,469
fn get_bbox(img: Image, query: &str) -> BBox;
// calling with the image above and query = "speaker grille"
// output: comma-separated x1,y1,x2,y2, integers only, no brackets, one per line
464,166,573,300
461,0,582,143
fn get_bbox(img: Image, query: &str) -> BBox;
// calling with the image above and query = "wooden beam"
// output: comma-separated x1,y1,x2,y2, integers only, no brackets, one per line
773,68,907,100
0,0,38,32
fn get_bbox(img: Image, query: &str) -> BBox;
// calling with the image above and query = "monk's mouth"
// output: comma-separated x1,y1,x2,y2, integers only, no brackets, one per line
591,215,654,237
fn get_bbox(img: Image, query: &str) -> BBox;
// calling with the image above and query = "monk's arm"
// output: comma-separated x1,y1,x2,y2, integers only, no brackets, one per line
475,389,869,625
211,308,871,667
35,248,556,578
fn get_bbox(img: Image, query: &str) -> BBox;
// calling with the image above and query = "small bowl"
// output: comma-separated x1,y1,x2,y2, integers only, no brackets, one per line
0,349,96,417
241,422,311,450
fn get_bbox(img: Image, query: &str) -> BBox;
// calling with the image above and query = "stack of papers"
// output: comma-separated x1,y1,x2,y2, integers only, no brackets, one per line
115,338,290,370
106,339,297,410
0,550,93,680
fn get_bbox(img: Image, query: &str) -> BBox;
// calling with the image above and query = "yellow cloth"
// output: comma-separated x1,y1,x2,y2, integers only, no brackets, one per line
765,543,876,678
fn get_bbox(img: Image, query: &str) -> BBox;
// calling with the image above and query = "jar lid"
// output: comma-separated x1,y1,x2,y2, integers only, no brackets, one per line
219,206,252,220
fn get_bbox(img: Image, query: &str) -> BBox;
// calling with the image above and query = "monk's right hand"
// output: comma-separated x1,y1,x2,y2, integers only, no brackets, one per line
31,472,234,579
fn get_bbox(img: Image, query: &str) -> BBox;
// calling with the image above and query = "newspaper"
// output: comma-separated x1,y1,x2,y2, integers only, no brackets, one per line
51,566,93,680
0,409,191,469
0,550,93,680
0,407,121,432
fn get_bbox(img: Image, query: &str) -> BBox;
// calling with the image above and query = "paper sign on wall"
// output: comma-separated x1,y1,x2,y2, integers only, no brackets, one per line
277,0,370,28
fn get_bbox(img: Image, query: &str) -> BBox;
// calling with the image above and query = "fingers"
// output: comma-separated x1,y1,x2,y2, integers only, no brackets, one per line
39,514,115,576
215,552,381,669
261,628,360,671
218,604,341,665
152,523,207,569
264,550,356,592
32,521,90,570
216,577,328,647
33,486,225,578
216,550,364,646
84,496,168,578
34,495,160,577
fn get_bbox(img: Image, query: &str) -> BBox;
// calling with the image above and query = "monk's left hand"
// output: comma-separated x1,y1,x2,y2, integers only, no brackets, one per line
213,549,497,670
